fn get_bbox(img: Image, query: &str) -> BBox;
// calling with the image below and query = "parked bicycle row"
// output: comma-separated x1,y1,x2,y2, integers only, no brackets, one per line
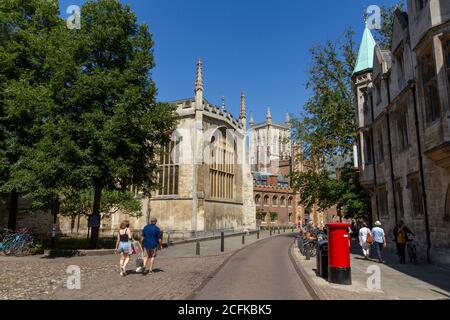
0,227,34,256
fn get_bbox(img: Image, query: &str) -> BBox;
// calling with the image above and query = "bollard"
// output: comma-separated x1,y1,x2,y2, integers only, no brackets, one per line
221,232,225,252
257,230,260,239
284,227,286,233
196,241,200,255
270,228,272,236
278,227,280,235
167,233,171,248
242,234,245,245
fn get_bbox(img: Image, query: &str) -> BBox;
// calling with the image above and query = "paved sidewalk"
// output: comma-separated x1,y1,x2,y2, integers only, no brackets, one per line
294,238,450,300
0,230,286,300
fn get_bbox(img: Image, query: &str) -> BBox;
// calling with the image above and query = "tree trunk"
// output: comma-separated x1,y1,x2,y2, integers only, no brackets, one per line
7,190,19,231
50,197,60,250
89,184,102,249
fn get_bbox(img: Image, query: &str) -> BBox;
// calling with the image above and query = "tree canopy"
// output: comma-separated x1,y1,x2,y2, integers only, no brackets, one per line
0,1,178,246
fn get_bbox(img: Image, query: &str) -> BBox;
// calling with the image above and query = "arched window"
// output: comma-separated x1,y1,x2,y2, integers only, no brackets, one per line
264,195,269,206
288,197,293,207
158,134,181,196
280,197,286,206
255,195,261,205
209,128,235,200
445,185,450,222
272,196,278,206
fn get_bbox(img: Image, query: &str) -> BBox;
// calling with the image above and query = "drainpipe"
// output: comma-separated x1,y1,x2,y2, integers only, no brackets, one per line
409,80,432,264
384,75,399,225
369,93,380,223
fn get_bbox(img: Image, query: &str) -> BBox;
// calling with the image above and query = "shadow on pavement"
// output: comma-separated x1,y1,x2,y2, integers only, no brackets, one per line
350,239,450,294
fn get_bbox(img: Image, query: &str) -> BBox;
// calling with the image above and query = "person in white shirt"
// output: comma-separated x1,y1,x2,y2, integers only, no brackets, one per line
359,223,372,259
372,221,387,263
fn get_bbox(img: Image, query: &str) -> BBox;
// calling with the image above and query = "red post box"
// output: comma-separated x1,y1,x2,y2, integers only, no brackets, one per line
327,222,352,285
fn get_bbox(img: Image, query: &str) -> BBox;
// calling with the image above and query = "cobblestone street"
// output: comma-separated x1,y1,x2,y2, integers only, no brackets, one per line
0,231,276,300
0,251,231,300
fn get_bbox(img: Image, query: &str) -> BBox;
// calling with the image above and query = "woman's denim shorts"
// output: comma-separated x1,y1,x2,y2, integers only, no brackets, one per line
118,241,131,254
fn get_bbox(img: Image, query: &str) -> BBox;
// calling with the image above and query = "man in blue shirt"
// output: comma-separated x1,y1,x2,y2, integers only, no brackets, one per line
139,218,162,275
372,221,387,263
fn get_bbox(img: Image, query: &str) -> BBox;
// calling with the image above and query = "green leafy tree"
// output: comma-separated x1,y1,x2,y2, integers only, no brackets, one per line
292,29,357,165
291,27,371,221
292,5,400,220
0,0,62,230
60,189,142,220
270,212,278,222
256,209,266,221
66,0,178,247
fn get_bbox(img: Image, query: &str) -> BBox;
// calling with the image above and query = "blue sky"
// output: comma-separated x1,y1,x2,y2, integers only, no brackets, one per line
59,0,403,124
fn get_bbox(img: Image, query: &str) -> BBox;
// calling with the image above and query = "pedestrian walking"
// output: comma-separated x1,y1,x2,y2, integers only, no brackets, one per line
358,223,372,259
372,221,387,263
393,220,414,264
114,220,133,276
242,224,250,236
138,217,162,275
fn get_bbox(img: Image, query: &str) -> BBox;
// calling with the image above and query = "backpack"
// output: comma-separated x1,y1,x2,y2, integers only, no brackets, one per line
397,227,406,244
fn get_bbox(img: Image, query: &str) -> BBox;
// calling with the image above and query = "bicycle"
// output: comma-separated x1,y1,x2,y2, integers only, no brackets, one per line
300,238,318,257
407,235,418,265
0,228,34,256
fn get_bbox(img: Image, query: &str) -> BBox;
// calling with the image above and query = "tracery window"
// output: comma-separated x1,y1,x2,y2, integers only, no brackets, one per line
158,138,180,196
209,129,235,200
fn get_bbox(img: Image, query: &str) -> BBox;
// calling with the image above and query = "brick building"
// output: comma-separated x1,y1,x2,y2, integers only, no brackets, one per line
249,110,325,227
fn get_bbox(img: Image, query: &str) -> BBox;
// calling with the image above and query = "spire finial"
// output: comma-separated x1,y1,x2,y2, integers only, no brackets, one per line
195,58,203,93
266,107,272,125
249,112,254,127
221,96,226,112
240,92,246,120
285,112,290,126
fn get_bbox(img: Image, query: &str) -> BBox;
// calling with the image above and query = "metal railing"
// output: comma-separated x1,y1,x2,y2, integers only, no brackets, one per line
111,228,236,244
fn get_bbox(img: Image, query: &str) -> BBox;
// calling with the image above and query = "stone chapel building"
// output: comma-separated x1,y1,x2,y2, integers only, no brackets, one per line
0,59,257,238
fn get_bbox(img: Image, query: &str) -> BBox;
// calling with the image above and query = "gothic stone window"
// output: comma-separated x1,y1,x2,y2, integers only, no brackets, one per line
420,51,441,125
363,91,369,115
395,47,405,87
408,174,425,218
416,0,428,11
158,139,180,196
364,134,373,165
376,128,384,163
375,81,382,105
280,196,286,206
378,186,389,217
209,129,235,200
396,107,409,152
288,197,293,207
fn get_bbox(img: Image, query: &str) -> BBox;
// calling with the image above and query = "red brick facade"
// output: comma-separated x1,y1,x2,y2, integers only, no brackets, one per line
253,174,299,226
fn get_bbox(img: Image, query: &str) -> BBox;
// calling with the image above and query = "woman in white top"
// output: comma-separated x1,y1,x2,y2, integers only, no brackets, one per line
359,223,372,259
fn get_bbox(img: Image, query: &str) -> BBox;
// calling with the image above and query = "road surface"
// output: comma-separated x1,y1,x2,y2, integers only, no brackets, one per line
192,234,315,300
